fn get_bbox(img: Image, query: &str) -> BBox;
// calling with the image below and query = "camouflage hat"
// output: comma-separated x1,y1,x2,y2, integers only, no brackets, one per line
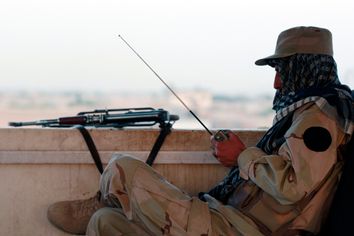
255,26,333,66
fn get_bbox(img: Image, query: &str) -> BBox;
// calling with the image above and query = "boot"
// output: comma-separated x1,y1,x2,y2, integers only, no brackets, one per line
47,191,105,235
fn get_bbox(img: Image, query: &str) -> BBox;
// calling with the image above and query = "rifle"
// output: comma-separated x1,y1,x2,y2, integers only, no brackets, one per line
9,107,179,171
9,107,179,128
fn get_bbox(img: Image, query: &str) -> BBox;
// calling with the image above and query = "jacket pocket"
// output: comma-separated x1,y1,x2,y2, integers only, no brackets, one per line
227,180,300,234
246,191,299,233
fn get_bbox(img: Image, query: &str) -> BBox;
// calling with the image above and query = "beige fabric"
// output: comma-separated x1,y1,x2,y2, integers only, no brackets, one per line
289,162,342,233
87,207,151,236
87,154,261,236
237,102,346,233
204,194,264,236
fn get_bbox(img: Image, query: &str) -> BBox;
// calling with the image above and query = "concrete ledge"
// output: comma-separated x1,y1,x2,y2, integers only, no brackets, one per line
0,128,265,151
0,151,218,164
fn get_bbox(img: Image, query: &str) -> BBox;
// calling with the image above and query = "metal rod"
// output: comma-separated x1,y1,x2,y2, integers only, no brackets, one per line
118,35,213,135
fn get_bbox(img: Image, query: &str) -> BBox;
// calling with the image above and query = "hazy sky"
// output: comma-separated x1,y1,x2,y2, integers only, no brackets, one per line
1,0,354,96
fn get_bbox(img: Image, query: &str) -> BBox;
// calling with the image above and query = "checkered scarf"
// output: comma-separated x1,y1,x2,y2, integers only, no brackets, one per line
268,54,343,111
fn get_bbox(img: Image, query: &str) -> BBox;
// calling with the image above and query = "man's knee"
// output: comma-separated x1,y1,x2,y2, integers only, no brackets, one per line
99,154,147,207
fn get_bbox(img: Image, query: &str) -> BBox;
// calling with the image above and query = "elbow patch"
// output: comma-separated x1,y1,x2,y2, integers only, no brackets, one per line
303,127,332,152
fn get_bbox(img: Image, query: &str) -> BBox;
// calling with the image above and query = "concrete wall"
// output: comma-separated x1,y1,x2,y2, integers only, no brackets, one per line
0,128,265,236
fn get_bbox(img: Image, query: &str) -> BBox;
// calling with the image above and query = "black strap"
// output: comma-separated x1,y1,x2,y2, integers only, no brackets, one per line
75,125,104,174
145,122,172,166
75,123,173,174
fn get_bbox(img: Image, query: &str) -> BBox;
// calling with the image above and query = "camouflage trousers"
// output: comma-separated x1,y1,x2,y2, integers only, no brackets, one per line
86,154,261,236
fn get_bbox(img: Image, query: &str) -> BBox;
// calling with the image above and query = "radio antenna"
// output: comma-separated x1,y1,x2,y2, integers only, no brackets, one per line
118,35,212,135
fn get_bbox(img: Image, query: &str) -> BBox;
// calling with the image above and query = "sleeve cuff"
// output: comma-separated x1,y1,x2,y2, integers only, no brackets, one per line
238,147,266,180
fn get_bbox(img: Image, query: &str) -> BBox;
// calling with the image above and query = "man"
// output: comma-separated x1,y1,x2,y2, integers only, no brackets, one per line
47,26,353,235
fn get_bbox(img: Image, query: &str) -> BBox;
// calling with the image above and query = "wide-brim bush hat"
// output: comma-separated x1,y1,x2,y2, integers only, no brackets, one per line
255,26,333,66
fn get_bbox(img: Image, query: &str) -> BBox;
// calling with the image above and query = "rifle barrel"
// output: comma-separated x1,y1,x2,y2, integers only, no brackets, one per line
9,119,59,127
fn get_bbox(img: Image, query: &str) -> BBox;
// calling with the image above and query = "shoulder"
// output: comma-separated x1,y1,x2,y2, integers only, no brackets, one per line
287,101,345,152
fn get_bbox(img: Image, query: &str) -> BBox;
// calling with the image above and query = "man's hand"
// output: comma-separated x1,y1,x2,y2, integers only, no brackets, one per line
211,130,246,167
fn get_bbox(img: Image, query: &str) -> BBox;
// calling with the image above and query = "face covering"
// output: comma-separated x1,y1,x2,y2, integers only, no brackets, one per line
267,54,341,111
